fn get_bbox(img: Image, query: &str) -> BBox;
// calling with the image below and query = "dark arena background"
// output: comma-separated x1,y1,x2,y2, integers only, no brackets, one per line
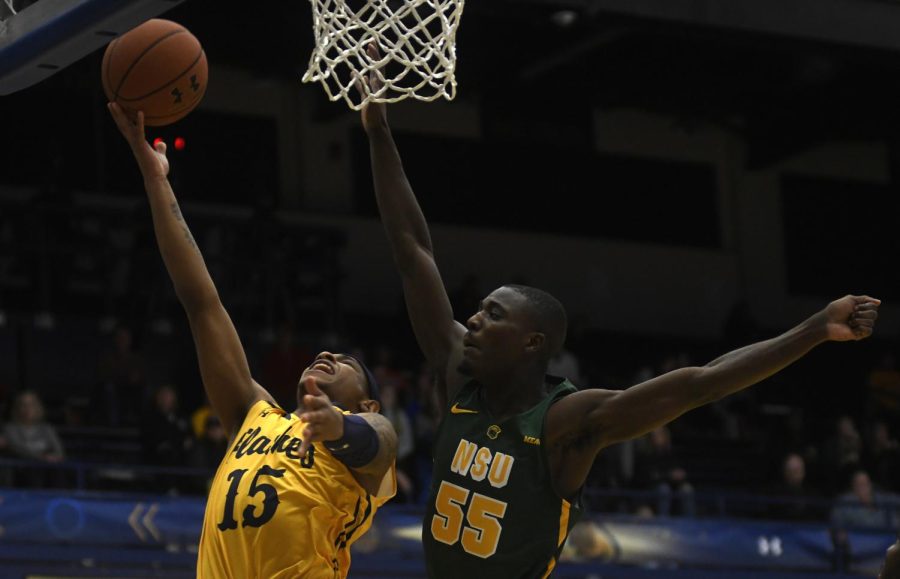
1,0,899,577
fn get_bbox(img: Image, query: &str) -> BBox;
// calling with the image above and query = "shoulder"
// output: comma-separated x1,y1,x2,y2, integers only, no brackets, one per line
544,388,619,444
240,399,289,429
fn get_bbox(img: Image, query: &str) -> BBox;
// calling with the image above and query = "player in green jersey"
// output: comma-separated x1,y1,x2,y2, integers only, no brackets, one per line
357,45,881,578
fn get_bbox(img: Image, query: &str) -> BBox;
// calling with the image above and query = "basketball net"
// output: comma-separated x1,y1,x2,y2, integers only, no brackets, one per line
0,0,17,35
302,0,465,111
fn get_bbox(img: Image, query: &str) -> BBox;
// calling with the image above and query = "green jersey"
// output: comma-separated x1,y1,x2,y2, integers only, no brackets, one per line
423,377,581,578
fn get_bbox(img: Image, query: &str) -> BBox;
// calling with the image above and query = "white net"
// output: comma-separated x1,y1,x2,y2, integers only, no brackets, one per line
302,0,465,111
1,0,17,33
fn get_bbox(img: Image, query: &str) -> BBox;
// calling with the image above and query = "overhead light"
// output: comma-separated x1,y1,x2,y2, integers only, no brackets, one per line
551,9,578,27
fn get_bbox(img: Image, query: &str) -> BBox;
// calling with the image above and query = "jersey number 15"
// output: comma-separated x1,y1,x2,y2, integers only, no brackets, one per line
217,466,285,530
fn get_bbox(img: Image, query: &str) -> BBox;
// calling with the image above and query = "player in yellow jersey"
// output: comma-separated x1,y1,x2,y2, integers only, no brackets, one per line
108,103,397,579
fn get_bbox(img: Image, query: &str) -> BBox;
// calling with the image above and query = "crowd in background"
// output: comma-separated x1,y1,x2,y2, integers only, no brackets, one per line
0,293,897,535
0,195,898,534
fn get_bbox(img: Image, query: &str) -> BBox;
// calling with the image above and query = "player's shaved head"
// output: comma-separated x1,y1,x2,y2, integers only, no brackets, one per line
503,284,567,361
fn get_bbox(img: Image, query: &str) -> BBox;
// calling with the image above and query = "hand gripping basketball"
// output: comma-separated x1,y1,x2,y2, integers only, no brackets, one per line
108,102,169,180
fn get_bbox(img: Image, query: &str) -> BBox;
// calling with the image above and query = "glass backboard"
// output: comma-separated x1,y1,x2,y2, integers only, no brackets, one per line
0,0,187,95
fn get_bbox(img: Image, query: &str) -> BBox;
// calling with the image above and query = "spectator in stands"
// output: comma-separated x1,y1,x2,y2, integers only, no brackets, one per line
0,421,8,487
410,361,440,449
831,470,900,567
94,325,147,426
190,394,213,439
865,421,900,493
831,470,900,531
4,390,64,488
379,384,415,502
260,321,314,410
372,343,411,396
188,414,228,494
822,415,864,494
548,345,584,387
766,452,825,521
141,384,193,492
633,425,696,517
410,361,440,503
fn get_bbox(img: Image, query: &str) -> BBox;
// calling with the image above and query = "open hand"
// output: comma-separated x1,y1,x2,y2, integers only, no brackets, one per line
107,102,169,180
297,376,344,457
357,43,388,132
822,295,881,342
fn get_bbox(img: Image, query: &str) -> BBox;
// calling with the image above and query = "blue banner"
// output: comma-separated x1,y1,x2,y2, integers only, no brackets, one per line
0,489,203,546
0,489,896,578
585,517,835,570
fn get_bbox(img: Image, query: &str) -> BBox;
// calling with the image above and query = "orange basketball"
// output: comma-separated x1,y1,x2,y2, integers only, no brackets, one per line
101,19,207,127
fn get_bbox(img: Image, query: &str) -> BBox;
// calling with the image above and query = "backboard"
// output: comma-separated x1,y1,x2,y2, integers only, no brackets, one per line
0,0,187,95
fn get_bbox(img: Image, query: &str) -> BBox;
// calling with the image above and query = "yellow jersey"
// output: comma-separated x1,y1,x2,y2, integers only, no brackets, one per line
197,399,396,578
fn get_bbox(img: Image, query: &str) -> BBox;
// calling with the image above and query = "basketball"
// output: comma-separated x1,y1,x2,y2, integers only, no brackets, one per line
101,19,207,127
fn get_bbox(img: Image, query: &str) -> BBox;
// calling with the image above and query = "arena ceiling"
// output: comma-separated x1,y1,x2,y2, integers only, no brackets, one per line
5,0,900,171
155,0,900,170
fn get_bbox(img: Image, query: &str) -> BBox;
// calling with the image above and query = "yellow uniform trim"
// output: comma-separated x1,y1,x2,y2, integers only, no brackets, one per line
540,498,571,579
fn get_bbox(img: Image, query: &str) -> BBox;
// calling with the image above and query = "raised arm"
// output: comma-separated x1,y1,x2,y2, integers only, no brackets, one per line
108,103,272,438
360,45,467,401
545,295,881,498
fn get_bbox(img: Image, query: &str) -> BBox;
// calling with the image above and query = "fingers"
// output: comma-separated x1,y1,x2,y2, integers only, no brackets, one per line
304,376,322,397
298,376,337,454
107,102,148,146
298,409,323,457
364,42,385,93
850,299,879,335
302,393,329,412
354,75,370,98
107,102,131,133
852,308,878,322
852,295,882,306
366,41,380,60
849,308,876,337
297,404,333,456
298,436,311,458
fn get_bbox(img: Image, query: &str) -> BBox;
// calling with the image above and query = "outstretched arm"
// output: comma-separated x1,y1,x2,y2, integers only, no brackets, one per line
545,295,880,498
108,103,272,438
360,45,467,402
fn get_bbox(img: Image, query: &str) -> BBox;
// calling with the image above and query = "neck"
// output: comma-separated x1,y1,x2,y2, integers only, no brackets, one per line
479,367,548,421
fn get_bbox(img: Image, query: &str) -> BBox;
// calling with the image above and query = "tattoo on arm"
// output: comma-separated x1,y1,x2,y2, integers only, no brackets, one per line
182,226,198,249
170,201,199,251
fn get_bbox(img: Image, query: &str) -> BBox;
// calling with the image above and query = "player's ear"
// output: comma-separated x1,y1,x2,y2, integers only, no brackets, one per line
360,399,380,414
524,332,545,355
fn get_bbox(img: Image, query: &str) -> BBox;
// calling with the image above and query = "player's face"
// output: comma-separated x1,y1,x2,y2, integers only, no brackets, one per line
459,287,533,382
298,351,369,412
